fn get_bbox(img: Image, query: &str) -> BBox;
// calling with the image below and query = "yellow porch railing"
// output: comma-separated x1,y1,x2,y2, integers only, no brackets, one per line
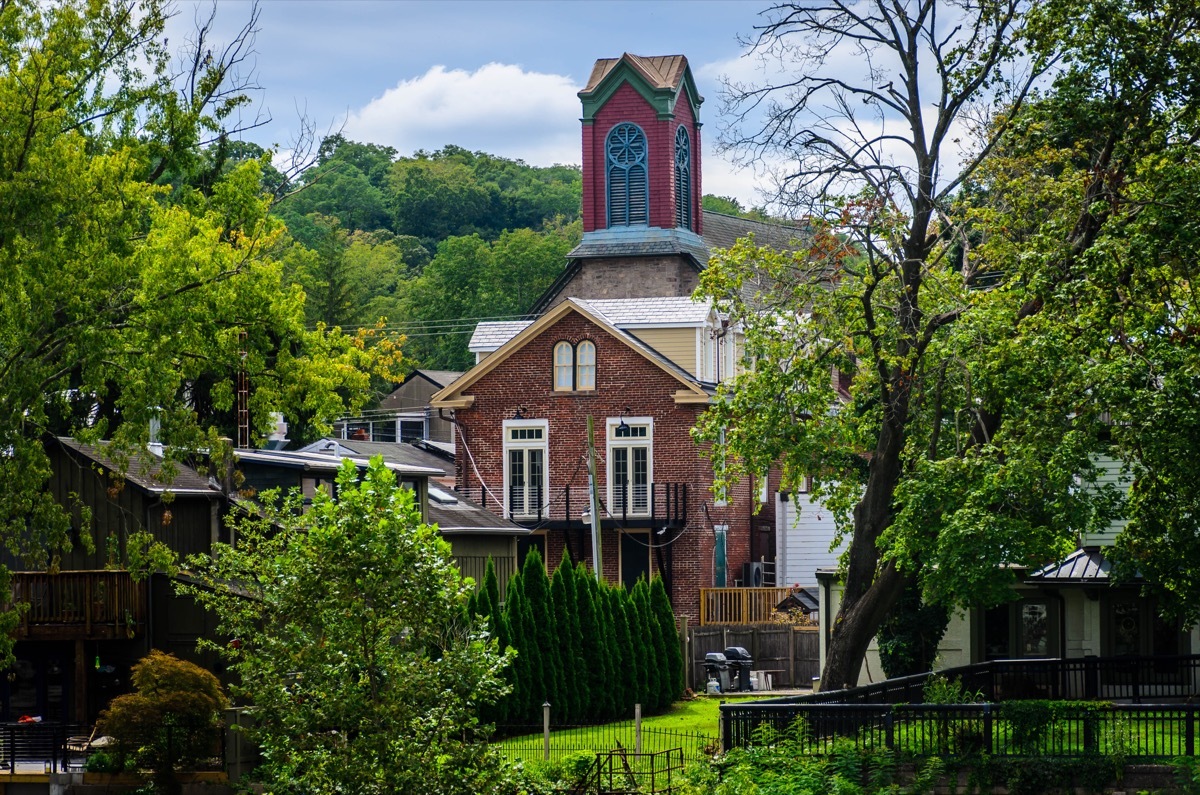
699,587,799,626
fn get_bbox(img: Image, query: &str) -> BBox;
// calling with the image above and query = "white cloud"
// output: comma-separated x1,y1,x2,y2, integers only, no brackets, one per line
344,63,580,166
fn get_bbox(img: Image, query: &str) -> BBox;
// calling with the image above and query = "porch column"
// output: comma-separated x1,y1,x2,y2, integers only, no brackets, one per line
74,639,87,722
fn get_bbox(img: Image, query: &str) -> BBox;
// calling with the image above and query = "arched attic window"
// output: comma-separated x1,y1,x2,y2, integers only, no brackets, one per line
674,125,691,230
554,341,574,391
576,340,596,390
552,340,597,391
607,123,648,226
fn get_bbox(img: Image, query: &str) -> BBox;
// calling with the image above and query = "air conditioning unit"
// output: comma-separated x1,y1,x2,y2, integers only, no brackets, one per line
742,561,767,588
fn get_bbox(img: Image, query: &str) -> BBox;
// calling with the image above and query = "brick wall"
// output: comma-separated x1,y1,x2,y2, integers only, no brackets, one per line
453,308,757,620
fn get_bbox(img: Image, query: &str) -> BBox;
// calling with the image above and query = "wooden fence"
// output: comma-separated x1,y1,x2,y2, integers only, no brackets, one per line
687,624,819,691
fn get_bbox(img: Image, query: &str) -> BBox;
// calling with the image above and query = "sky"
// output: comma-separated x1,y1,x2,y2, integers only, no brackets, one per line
169,0,777,206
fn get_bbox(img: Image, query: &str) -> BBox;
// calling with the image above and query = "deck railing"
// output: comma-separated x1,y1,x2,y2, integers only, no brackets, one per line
9,570,147,639
698,587,796,625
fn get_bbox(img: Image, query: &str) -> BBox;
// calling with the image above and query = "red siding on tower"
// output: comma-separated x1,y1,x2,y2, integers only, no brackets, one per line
581,81,702,234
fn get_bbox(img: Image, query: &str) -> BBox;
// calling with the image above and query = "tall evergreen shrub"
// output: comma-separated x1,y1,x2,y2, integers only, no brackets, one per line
521,549,562,716
650,576,684,702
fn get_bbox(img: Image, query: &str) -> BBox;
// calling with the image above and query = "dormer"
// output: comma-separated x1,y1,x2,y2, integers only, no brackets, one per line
579,54,704,241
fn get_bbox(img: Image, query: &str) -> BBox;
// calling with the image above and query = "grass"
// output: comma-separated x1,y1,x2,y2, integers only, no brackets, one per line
491,694,774,764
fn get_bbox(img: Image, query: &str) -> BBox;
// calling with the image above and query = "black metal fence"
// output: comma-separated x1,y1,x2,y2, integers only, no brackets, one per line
721,655,1200,756
780,655,1200,706
0,721,88,771
721,702,1200,758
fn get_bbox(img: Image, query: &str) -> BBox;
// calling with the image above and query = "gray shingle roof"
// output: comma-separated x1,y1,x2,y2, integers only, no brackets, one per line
426,486,530,535
55,437,219,496
580,297,711,326
702,211,805,253
469,320,533,352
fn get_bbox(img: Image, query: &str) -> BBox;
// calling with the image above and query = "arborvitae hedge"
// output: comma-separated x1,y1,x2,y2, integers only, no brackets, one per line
521,549,561,715
489,557,683,724
651,575,685,703
550,554,582,721
632,580,662,709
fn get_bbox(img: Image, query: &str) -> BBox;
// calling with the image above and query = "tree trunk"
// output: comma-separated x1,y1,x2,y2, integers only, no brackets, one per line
823,562,911,690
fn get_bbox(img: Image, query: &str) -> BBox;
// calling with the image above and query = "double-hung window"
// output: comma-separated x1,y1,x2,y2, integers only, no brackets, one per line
608,418,652,516
504,420,548,519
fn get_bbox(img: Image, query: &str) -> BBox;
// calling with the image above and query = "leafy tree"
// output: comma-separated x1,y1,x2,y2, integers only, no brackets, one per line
186,459,512,795
875,581,950,679
698,0,1136,691
0,0,395,655
705,0,1200,688
701,194,771,221
98,651,228,795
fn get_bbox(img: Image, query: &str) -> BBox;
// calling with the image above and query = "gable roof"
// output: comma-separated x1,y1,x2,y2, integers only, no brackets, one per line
583,54,690,94
578,53,702,121
432,298,714,409
54,437,220,497
1025,547,1141,584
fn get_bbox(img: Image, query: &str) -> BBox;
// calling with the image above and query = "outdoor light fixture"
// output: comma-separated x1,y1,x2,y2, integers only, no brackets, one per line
513,407,525,420
617,407,630,434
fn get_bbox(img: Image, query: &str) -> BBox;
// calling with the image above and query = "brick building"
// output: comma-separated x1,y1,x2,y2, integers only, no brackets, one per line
432,298,778,621
432,53,800,621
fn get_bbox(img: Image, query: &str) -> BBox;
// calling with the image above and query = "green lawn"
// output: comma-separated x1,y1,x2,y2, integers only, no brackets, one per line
492,695,771,763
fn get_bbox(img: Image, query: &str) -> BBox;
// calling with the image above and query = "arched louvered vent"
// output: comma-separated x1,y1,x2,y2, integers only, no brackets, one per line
607,123,648,226
674,126,691,230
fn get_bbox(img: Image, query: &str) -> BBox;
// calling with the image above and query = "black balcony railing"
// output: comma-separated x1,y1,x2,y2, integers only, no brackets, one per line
457,482,688,529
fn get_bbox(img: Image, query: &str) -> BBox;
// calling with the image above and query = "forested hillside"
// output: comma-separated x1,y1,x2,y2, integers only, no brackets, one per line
268,137,775,379
271,137,583,372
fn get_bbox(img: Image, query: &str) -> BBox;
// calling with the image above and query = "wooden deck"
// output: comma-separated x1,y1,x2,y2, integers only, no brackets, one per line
9,570,147,640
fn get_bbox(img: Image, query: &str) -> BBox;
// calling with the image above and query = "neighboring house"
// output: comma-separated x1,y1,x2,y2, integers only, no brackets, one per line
297,438,529,595
816,456,1198,686
3,437,227,723
432,296,779,622
334,369,464,453
774,477,847,591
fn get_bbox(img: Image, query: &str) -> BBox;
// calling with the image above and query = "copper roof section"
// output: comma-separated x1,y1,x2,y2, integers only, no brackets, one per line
581,54,690,95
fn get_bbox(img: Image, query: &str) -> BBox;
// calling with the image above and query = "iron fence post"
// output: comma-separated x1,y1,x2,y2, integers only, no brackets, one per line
542,702,551,762
983,703,992,755
1188,705,1196,757
885,708,894,751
